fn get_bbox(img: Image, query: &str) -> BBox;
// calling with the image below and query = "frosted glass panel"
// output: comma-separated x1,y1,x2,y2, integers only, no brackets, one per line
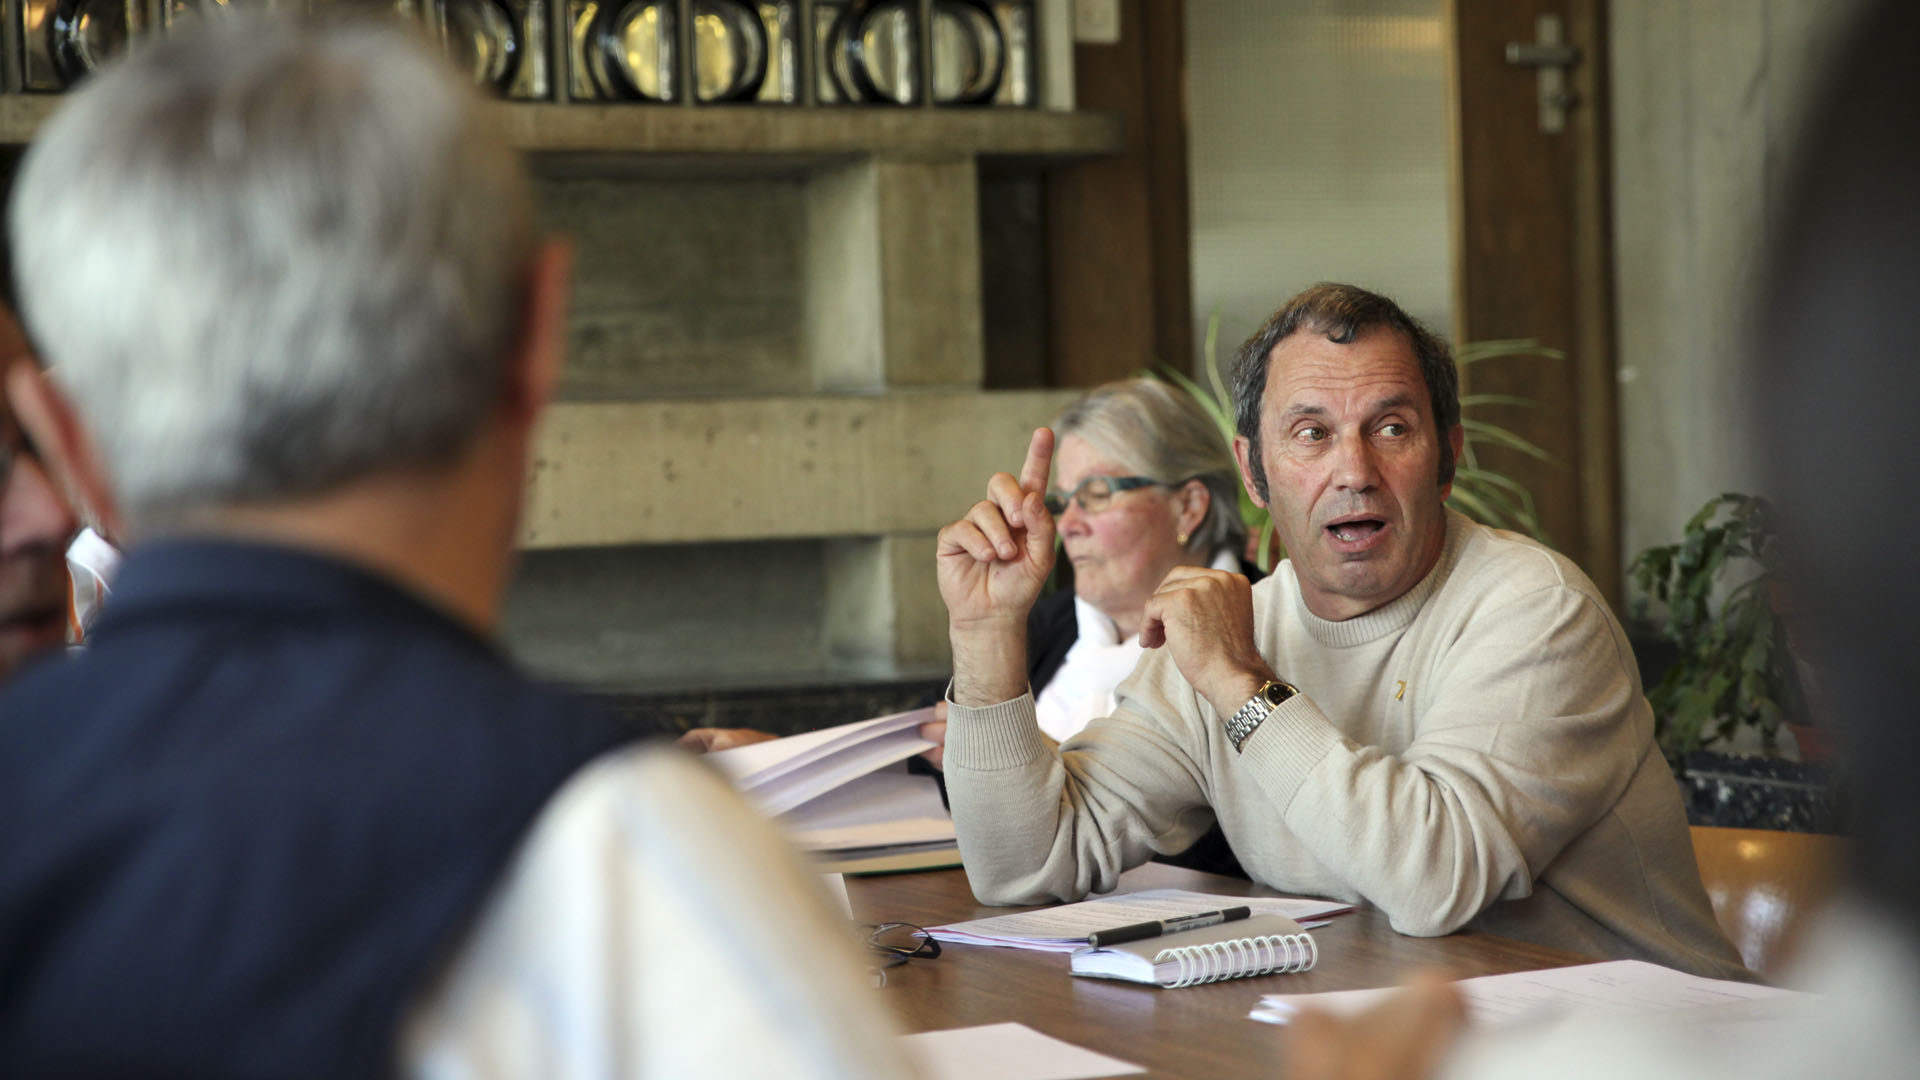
1186,0,1453,373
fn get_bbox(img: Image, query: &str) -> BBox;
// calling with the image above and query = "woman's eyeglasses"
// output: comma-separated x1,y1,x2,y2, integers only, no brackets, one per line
1042,475,1168,517
863,922,940,988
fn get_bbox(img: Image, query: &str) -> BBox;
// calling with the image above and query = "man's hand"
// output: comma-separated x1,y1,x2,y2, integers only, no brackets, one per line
936,427,1057,629
917,700,948,771
1283,974,1467,1080
1139,565,1277,719
937,428,1056,705
677,727,779,754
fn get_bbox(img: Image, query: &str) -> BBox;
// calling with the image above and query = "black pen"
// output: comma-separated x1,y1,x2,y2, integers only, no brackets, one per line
1086,906,1252,949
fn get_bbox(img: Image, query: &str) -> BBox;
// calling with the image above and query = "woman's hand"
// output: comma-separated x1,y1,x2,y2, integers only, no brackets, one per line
917,700,948,771
676,727,779,754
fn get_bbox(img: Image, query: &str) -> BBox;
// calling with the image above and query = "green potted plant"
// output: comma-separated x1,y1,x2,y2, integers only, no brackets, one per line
1160,314,1559,570
1628,493,1812,764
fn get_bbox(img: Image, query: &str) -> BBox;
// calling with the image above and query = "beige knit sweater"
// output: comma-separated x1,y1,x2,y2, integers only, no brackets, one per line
945,511,1749,980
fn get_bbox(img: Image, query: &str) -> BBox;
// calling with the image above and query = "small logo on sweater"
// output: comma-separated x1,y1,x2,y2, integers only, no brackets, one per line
1393,680,1407,701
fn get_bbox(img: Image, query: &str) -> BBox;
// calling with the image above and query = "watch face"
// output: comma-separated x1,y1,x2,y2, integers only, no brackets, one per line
1260,682,1291,707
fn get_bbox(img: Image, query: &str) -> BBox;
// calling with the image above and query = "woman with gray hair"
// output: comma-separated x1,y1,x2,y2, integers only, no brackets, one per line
1026,377,1252,742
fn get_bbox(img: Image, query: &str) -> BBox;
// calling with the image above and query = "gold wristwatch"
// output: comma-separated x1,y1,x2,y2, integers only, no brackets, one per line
1224,679,1298,752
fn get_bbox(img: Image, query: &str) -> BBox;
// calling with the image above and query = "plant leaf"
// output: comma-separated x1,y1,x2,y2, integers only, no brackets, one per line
1256,516,1277,573
1461,419,1555,463
1156,364,1234,435
1452,473,1540,533
1445,485,1511,530
1204,309,1233,412
1454,339,1565,367
1454,466,1541,512
1458,393,1540,410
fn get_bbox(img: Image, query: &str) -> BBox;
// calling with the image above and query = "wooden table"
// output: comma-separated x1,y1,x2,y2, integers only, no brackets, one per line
847,862,1590,1078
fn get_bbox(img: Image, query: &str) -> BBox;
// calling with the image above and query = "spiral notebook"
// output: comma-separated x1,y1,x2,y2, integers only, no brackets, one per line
1069,914,1318,988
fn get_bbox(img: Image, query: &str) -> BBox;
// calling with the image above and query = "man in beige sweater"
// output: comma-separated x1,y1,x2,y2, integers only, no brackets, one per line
935,283,1745,979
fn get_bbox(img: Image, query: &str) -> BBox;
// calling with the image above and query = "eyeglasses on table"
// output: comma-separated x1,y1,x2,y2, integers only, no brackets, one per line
862,922,940,988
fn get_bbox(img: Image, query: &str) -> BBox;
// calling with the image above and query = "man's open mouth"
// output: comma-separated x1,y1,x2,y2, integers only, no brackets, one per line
1325,518,1387,544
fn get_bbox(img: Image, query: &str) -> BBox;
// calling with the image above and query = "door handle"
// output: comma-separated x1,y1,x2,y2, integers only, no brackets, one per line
1505,13,1580,134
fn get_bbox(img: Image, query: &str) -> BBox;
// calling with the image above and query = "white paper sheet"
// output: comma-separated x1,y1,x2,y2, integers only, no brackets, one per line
707,709,937,816
707,708,934,787
780,763,955,851
898,1022,1145,1080
1250,960,1814,1027
930,888,1354,951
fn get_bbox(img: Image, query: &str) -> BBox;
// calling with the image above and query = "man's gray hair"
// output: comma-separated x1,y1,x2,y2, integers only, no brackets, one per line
1055,378,1247,557
9,15,534,527
1231,283,1459,501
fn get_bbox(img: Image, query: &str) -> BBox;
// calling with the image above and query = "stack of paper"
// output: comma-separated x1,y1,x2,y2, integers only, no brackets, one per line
708,709,959,874
930,888,1355,952
1250,959,1814,1027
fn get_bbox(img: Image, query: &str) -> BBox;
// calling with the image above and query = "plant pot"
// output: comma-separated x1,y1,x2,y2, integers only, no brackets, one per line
1680,750,1836,832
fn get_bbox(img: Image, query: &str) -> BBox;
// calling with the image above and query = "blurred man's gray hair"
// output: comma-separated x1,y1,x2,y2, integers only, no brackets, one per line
9,16,534,528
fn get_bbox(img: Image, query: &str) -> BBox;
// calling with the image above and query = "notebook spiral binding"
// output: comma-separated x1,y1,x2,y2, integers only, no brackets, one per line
1156,930,1318,988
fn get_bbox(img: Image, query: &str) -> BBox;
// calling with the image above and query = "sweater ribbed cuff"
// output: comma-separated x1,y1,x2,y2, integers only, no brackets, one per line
1234,694,1345,811
944,689,1052,771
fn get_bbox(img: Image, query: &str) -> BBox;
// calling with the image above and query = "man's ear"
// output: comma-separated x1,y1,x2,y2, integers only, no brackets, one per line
1232,434,1268,510
503,239,573,426
1440,424,1465,498
5,360,123,542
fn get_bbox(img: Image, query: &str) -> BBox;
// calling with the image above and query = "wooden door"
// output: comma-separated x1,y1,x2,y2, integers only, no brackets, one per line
1449,0,1622,605
1045,0,1193,387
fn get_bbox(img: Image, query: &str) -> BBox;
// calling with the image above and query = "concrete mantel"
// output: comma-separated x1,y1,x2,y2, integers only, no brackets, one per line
521,390,1081,548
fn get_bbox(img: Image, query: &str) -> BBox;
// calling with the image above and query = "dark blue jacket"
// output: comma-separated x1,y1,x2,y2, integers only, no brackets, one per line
0,540,639,1078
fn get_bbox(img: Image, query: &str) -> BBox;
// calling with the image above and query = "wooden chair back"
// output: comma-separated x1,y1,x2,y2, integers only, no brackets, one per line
1689,825,1844,979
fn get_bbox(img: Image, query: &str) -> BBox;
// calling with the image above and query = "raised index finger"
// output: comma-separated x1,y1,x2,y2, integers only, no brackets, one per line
1019,427,1055,495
